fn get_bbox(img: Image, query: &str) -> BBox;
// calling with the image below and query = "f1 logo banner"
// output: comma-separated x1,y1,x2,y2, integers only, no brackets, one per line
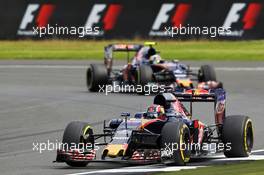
150,3,192,36
18,3,56,36
0,0,264,39
85,4,123,36
15,1,123,38
222,3,262,37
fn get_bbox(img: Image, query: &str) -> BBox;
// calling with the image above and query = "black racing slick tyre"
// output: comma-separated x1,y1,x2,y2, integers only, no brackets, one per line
62,121,94,167
87,64,108,92
198,65,217,82
136,65,153,94
222,115,254,157
161,122,191,166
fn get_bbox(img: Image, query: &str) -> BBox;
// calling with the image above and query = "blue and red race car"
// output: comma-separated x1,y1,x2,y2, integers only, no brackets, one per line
86,42,222,93
55,88,253,167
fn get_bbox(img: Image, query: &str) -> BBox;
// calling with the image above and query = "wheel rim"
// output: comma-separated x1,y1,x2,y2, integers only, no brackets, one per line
245,120,253,153
81,126,94,150
180,131,190,162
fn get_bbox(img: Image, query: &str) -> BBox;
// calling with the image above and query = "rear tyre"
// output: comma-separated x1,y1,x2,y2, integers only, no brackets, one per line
87,64,108,92
136,65,153,94
198,65,216,82
161,122,191,165
62,121,94,167
222,115,254,157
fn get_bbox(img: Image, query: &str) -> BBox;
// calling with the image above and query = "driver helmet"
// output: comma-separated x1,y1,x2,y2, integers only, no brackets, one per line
146,104,165,119
149,54,162,64
146,47,157,59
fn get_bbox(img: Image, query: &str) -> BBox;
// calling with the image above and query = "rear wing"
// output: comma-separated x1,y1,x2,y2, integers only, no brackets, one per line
154,89,226,126
173,88,226,126
173,88,225,102
173,88,226,107
155,89,225,104
105,44,143,52
104,44,143,73
104,44,143,60
173,92,216,102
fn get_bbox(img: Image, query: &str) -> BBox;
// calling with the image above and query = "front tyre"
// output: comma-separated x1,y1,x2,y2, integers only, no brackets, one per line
62,121,94,167
222,115,254,157
161,122,191,165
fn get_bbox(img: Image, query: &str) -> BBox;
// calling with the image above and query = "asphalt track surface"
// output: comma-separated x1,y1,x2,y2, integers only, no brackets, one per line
0,60,264,175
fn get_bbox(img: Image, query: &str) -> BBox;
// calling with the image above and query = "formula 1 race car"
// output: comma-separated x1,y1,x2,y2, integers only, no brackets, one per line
55,88,254,167
86,43,222,94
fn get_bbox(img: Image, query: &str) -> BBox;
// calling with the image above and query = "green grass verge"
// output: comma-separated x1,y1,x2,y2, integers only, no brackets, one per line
158,160,264,175
1,40,264,60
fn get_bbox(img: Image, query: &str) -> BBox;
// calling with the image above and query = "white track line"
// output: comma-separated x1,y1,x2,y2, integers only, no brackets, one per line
252,149,264,153
65,149,264,175
66,166,200,175
0,65,264,71
215,67,264,71
0,65,87,69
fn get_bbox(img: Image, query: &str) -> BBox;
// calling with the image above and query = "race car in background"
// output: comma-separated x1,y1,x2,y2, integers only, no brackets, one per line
86,42,222,93
55,88,254,167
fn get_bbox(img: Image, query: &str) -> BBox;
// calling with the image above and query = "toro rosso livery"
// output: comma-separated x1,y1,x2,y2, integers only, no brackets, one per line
55,88,254,167
86,42,222,93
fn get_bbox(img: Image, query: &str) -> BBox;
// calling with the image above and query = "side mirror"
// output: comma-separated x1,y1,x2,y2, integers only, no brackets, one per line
109,119,123,129
135,112,144,119
121,112,130,132
121,112,130,117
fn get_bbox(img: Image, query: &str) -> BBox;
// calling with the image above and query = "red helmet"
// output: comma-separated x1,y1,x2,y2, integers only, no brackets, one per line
146,104,165,119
